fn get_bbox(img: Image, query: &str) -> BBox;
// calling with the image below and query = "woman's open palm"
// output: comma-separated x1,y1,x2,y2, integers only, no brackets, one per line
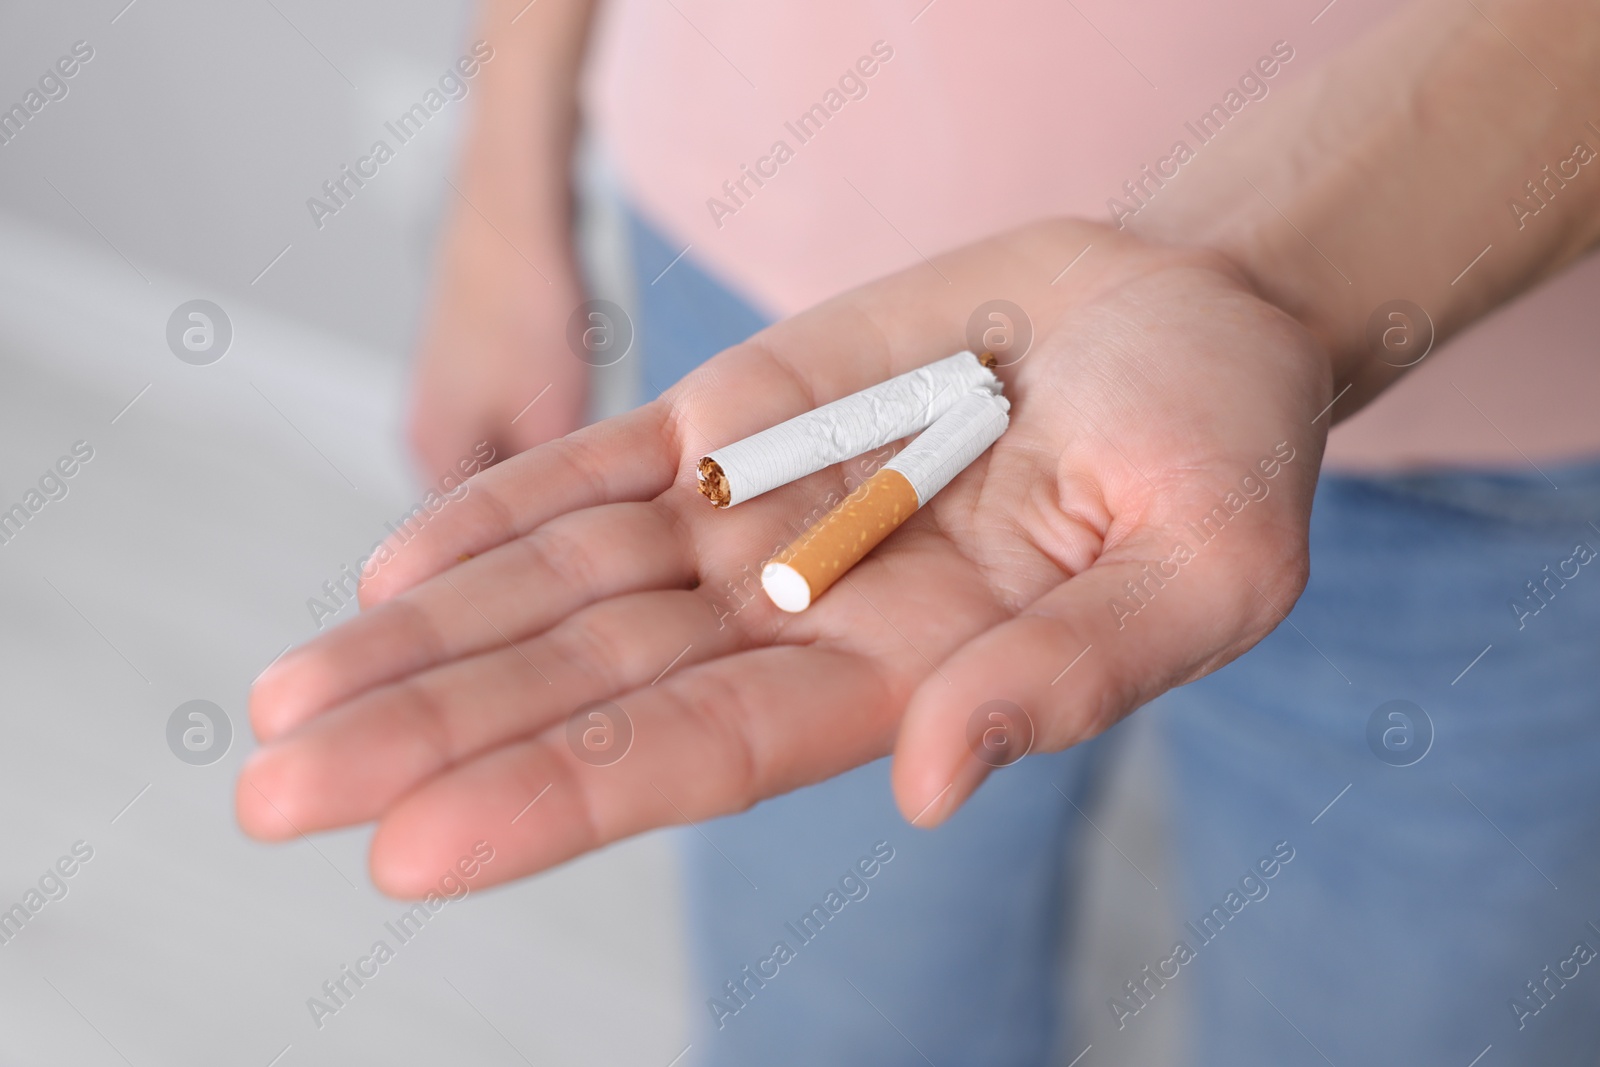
237,219,1330,896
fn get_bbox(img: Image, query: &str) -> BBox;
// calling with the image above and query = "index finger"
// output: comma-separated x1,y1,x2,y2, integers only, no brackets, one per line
361,404,676,605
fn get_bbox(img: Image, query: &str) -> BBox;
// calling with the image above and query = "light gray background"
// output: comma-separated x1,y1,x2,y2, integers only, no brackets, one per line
0,2,1179,1063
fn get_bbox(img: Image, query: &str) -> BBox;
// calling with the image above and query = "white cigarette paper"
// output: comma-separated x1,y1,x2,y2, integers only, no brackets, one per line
697,351,999,507
881,389,1011,505
761,389,1010,613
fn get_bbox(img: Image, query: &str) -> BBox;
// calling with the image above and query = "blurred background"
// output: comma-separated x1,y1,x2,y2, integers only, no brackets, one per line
0,2,1181,1063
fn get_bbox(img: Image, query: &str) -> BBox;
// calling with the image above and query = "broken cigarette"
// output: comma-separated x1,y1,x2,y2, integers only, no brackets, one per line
761,389,1011,612
697,351,999,508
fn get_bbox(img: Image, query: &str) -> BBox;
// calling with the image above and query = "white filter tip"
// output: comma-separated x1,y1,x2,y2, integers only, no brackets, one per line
761,562,812,613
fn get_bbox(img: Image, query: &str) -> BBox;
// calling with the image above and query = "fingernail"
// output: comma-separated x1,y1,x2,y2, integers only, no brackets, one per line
909,782,957,828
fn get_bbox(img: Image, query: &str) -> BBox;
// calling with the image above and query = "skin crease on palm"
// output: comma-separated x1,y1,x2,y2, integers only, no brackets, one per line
236,219,1331,898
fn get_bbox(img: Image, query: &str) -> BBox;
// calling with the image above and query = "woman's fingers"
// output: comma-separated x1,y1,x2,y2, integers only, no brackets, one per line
362,645,901,896
360,405,679,606
251,501,698,742
238,588,744,838
242,514,1005,839
891,515,1307,826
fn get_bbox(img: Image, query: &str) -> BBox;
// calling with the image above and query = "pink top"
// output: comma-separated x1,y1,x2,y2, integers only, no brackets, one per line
589,0,1600,468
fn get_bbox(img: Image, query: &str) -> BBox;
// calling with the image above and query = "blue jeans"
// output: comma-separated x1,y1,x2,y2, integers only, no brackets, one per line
628,210,1600,1065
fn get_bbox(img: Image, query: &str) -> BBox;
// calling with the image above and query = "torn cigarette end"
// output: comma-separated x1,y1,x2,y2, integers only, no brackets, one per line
697,456,731,508
978,351,998,369
761,467,920,612
456,553,474,562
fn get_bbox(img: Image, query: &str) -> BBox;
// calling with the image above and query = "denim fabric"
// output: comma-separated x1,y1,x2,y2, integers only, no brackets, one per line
1153,464,1600,1064
626,207,1600,1065
628,212,769,403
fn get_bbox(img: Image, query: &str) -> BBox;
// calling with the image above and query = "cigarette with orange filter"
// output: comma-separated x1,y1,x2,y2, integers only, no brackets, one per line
760,389,1010,612
696,351,999,508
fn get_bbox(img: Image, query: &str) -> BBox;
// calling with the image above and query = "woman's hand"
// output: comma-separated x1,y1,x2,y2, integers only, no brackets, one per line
406,198,589,483
238,218,1330,895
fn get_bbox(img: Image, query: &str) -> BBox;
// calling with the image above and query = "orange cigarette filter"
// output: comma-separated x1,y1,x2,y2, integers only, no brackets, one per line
760,468,920,612
761,389,1010,612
